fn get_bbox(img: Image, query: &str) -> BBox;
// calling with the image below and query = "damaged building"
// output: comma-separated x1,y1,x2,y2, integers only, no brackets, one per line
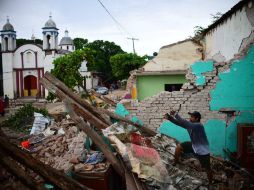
130,0,254,171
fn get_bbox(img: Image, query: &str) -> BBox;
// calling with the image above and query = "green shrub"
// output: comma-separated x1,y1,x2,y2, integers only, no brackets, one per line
1,104,48,133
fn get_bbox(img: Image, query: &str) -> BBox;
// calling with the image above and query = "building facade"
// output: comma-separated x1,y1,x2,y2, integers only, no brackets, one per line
130,0,254,163
0,16,77,99
128,40,202,101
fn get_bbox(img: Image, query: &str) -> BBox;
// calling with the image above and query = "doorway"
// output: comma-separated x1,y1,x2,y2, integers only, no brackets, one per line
24,75,37,96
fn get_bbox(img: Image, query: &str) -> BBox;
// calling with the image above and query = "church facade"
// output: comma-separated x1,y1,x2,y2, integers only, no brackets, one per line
0,16,75,99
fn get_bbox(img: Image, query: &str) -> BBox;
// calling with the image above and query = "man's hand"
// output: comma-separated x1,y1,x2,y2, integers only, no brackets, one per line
163,113,170,119
170,110,176,116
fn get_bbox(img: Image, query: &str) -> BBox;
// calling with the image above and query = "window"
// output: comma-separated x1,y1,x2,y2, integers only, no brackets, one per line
47,35,51,49
4,37,8,51
164,84,182,92
26,52,32,63
67,46,69,50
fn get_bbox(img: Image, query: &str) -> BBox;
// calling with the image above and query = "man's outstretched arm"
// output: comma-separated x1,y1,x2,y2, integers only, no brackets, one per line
164,111,187,129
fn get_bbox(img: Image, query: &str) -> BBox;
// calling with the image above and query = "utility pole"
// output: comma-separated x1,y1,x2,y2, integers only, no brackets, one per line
127,37,139,54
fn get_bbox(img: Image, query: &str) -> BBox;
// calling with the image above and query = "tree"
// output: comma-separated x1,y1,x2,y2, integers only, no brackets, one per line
110,53,147,80
73,38,88,50
51,48,94,90
16,38,42,47
86,40,124,82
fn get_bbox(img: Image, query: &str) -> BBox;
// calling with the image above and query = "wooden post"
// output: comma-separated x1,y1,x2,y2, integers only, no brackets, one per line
43,72,111,125
40,78,108,129
64,101,140,189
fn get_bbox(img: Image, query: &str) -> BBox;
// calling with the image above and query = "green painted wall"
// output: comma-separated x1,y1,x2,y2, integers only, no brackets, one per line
137,75,186,101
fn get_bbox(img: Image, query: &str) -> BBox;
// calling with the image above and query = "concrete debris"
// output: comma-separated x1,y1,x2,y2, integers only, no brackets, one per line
31,118,87,172
150,134,254,190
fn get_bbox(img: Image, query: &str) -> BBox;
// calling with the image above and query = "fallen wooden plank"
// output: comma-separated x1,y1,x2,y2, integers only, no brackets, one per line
0,131,90,190
44,72,111,125
65,101,141,190
0,148,46,190
40,78,108,129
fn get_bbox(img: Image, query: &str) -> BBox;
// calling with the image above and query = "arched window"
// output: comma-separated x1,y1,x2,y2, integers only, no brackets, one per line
4,37,8,51
47,35,51,49
13,37,15,49
26,52,32,63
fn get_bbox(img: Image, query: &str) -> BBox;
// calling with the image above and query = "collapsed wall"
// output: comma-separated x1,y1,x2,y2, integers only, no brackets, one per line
130,42,254,157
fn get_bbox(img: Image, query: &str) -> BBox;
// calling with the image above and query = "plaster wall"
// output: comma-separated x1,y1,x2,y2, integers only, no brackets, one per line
204,3,254,61
13,44,44,68
2,53,14,98
143,40,202,72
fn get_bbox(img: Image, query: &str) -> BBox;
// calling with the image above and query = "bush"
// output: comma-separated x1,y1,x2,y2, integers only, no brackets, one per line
1,104,48,133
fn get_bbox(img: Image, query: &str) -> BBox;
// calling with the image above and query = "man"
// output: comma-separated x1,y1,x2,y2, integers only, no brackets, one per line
164,110,213,183
4,94,9,108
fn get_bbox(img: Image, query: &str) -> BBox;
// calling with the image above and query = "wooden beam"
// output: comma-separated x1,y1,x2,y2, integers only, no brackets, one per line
43,72,111,125
40,78,108,129
0,134,90,190
0,148,46,190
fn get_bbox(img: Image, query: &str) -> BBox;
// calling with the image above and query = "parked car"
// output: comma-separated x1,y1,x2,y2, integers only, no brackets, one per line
96,87,109,95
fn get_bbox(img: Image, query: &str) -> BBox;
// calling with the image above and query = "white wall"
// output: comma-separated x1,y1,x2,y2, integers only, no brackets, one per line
59,45,75,52
13,44,44,68
204,2,254,61
2,53,14,98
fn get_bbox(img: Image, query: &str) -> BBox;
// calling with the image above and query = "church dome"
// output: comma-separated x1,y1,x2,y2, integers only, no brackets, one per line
59,30,74,45
2,17,14,31
44,15,57,28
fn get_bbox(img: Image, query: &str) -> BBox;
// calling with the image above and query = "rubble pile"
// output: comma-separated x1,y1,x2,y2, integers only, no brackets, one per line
151,135,254,190
31,118,87,172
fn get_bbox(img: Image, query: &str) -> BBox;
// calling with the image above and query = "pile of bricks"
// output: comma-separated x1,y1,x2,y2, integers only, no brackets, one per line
32,119,86,172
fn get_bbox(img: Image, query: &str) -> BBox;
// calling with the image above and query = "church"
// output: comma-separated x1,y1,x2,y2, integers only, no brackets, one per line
0,16,77,99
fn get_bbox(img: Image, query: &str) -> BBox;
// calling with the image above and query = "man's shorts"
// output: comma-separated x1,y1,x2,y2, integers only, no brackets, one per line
180,141,211,170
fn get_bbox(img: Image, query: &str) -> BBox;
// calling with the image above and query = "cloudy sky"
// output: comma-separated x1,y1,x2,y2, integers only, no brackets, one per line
0,0,239,55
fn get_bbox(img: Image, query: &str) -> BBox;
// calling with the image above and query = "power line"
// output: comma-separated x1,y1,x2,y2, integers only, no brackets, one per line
96,0,131,36
96,0,139,53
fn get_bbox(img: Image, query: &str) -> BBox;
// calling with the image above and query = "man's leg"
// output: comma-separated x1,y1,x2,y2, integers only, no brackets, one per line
174,143,183,164
206,169,213,184
197,154,213,184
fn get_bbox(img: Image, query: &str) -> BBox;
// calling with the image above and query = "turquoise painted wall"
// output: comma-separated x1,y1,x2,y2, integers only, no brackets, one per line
137,75,186,101
191,60,214,86
159,45,254,157
210,45,254,111
159,112,254,157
